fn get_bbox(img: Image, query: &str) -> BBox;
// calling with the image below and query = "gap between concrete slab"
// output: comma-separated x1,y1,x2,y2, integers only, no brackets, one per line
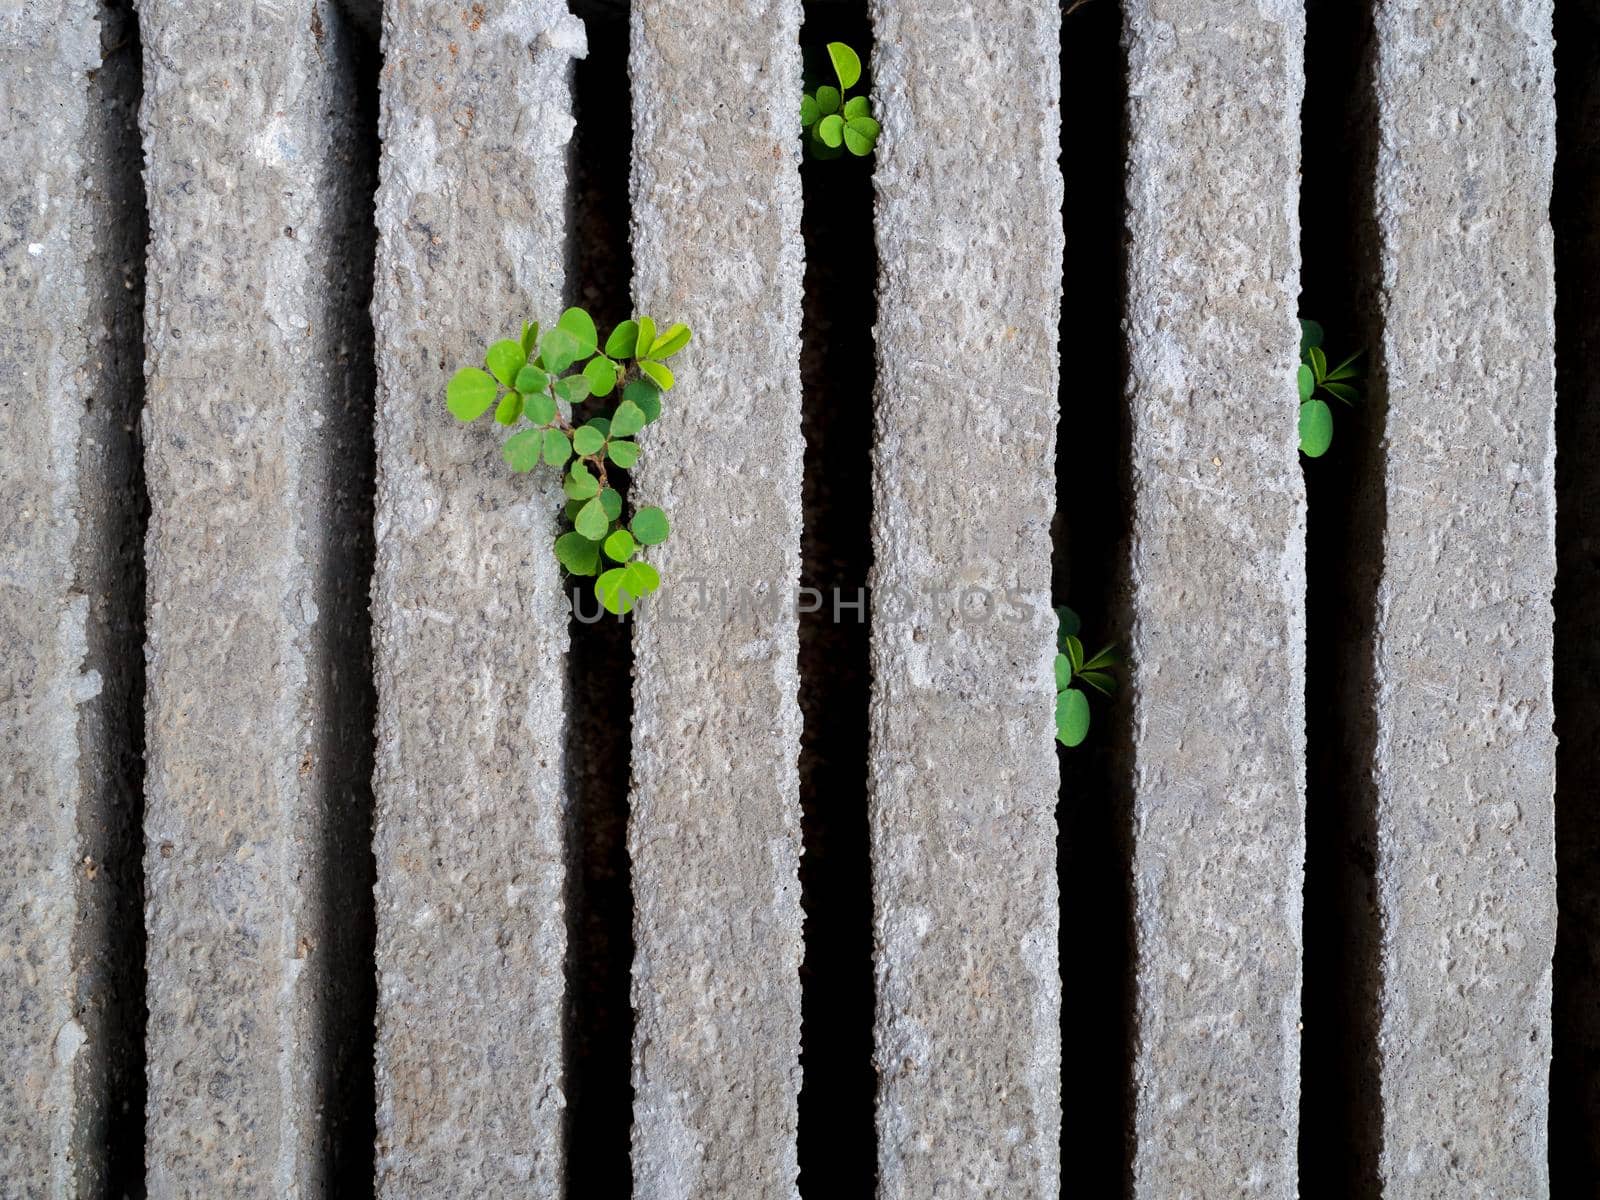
1551,0,1600,1190
563,4,638,1193
1296,3,1386,1196
795,2,879,1193
1054,3,1136,1194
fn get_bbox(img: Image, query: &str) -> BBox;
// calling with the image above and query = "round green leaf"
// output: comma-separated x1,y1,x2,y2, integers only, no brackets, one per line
630,506,670,545
610,399,647,438
1056,688,1091,747
485,339,526,386
554,531,599,576
446,367,499,421
553,374,591,404
572,425,605,456
540,327,584,374
828,42,861,89
624,559,661,594
1299,399,1333,457
525,390,557,426
502,429,543,472
818,113,845,148
605,320,640,359
557,307,598,356
634,317,657,361
1054,653,1071,691
816,85,841,116
843,116,879,156
543,428,572,467
598,488,622,521
638,359,674,392
575,496,609,541
494,391,523,425
607,439,640,468
622,378,662,423
649,322,692,360
808,126,844,160
583,355,618,397
843,95,871,120
564,462,599,500
595,567,637,615
1297,363,1314,402
1299,318,1324,354
585,416,611,436
800,94,820,128
515,363,548,394
604,529,637,563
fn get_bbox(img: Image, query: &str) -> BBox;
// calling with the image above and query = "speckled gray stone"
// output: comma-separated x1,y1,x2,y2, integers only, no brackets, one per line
626,2,805,1196
1122,3,1307,1195
865,2,1063,1195
369,2,581,1193
1370,4,1557,1195
1,2,124,1192
139,2,374,1193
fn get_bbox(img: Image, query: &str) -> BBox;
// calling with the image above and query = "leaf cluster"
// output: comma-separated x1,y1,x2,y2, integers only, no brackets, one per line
1297,319,1362,458
800,42,881,159
1054,606,1117,748
446,307,690,614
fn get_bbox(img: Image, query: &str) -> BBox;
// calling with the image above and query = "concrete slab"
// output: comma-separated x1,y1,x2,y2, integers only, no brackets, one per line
626,2,806,1195
1121,3,1307,1195
865,1,1064,1195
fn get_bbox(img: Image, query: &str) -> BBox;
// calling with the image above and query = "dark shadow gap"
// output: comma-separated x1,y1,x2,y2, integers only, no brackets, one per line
562,6,637,1194
795,2,877,1195
73,2,149,1192
1055,3,1135,1194
1296,1,1386,1195
1551,0,1600,1191
313,6,382,1195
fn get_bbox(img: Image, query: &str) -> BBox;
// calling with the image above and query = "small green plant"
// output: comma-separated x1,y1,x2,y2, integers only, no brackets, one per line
1297,319,1362,457
800,42,880,159
446,307,691,615
1054,606,1116,748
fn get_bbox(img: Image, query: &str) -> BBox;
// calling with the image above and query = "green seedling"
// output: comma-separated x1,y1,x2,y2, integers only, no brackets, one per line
1054,605,1117,748
447,307,691,615
801,42,881,159
1297,319,1362,458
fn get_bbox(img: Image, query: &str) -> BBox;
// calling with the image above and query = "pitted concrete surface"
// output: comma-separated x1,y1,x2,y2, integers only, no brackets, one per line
1,3,109,1192
1370,4,1558,1195
865,2,1063,1195
1122,3,1307,1196
626,2,806,1196
139,3,372,1193
369,2,581,1193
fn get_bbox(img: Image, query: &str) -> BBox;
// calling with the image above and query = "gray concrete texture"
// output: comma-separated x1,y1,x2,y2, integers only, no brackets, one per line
139,1,375,1193
865,0,1063,1195
1122,2,1307,1196
1,1,141,1192
368,1,582,1194
626,1,807,1196
1370,3,1558,1195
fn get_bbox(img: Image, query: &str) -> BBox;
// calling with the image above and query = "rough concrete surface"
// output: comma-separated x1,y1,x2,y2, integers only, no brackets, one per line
139,2,375,1193
865,1,1063,1195
1122,3,1307,1196
626,1,806,1195
369,2,581,1193
0,2,124,1192
1370,4,1558,1195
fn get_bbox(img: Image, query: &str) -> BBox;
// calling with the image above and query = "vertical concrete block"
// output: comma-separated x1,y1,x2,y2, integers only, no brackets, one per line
1122,3,1307,1196
1,2,140,1191
626,2,806,1196
139,2,375,1193
1370,4,1557,1194
369,2,582,1193
865,1,1063,1195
